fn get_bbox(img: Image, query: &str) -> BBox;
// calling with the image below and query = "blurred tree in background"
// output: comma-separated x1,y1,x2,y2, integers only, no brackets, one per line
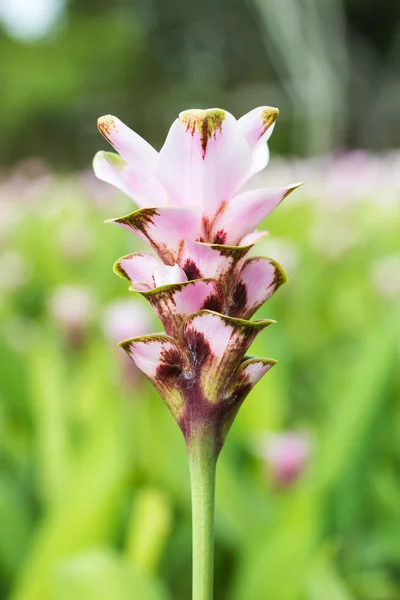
0,0,399,168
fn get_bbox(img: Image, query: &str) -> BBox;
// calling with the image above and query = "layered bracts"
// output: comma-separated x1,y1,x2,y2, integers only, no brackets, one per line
94,107,302,452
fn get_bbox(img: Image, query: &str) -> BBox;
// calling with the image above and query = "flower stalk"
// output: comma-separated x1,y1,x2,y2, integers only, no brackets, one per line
188,426,218,600
93,106,301,598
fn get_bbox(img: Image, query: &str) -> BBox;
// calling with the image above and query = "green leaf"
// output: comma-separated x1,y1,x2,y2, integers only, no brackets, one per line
53,549,171,600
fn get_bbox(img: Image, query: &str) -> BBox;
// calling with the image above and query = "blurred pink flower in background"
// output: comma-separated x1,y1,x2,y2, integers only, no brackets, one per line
48,285,93,347
102,299,153,345
80,170,120,209
0,198,22,244
0,158,52,205
261,430,312,487
256,150,400,211
102,299,154,387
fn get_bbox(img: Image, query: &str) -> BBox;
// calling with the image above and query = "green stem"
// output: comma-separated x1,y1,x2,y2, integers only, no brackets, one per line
187,426,218,600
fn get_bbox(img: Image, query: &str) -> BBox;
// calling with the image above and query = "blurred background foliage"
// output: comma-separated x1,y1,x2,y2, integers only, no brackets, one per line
0,0,399,166
0,1,400,599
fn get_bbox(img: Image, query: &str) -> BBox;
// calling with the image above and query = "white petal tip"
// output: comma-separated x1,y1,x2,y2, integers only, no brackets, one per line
262,106,279,122
283,182,305,198
97,115,117,137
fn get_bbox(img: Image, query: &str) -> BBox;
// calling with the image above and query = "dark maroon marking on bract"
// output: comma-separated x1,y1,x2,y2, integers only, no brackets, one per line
202,293,223,313
183,259,202,280
155,347,184,382
186,330,212,369
228,281,248,317
212,230,227,245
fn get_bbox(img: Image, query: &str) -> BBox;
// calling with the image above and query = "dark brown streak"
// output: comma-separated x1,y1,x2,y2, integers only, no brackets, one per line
228,281,248,318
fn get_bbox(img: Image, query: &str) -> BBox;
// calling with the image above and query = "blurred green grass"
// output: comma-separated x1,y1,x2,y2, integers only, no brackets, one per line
0,155,399,600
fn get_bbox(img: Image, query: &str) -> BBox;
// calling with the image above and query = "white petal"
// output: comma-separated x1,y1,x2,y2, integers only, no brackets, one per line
93,151,168,208
114,252,161,290
238,106,278,179
98,115,158,167
153,264,188,288
211,183,303,246
155,108,252,218
238,106,279,148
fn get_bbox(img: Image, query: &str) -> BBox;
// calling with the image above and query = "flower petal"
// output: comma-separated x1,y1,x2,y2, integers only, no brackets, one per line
120,334,188,420
107,206,202,264
98,115,158,167
185,310,275,402
239,231,269,246
153,264,188,288
93,151,167,208
239,107,279,179
179,239,252,283
238,106,279,149
219,356,277,439
229,257,287,319
155,108,252,218
211,183,303,246
247,143,270,180
140,280,223,337
113,252,161,291
235,356,277,388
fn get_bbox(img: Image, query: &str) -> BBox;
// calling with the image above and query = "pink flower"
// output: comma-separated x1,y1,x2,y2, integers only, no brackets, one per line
102,299,154,387
48,285,93,347
94,107,301,449
263,431,311,487
102,300,153,344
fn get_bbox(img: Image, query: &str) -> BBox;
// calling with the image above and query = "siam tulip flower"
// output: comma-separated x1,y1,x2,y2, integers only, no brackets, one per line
94,106,302,600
